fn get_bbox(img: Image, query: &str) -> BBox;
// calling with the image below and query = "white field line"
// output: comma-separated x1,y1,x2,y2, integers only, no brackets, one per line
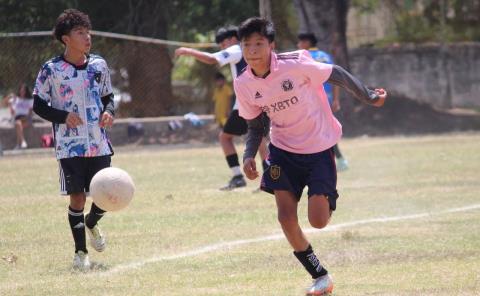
97,203,480,277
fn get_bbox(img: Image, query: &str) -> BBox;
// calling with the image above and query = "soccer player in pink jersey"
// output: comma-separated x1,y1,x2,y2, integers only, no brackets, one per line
234,17,386,295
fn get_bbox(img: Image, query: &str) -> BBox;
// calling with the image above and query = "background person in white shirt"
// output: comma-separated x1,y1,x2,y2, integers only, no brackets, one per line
7,83,34,149
175,26,269,191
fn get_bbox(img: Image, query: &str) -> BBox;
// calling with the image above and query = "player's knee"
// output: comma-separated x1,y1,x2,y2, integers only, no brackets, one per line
308,215,329,229
70,193,86,210
277,211,298,229
15,120,22,127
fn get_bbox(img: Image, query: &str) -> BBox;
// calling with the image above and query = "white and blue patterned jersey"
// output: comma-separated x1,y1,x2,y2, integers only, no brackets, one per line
33,54,114,159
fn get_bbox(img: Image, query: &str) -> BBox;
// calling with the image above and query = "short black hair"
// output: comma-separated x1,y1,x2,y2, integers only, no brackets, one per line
53,9,91,44
297,32,317,46
238,17,275,43
215,25,238,44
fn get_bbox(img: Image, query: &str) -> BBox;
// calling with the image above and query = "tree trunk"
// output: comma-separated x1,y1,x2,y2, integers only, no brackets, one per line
120,0,173,117
293,0,357,121
259,0,272,20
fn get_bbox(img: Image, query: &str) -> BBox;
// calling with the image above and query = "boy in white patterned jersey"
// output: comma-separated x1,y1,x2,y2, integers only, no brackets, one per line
33,9,115,271
175,26,270,191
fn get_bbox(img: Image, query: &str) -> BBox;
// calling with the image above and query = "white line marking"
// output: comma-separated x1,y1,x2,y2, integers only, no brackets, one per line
98,203,480,276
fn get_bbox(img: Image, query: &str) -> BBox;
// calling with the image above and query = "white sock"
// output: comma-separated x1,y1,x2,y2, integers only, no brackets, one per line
231,166,242,176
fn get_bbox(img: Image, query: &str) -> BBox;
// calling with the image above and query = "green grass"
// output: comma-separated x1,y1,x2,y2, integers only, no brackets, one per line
1,133,479,295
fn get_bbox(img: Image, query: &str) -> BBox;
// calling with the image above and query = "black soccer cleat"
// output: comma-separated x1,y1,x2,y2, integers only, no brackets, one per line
219,175,247,191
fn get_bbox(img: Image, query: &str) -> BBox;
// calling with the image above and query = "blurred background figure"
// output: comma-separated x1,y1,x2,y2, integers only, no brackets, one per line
6,83,34,149
212,72,232,128
297,32,348,172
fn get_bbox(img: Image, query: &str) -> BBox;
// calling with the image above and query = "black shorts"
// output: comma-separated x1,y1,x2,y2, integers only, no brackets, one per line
14,115,29,121
223,109,247,136
58,156,111,195
261,144,339,211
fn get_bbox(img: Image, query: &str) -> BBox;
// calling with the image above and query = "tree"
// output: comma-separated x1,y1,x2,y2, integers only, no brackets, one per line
292,0,356,119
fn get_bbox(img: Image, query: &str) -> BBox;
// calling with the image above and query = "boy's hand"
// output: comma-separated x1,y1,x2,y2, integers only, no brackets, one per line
100,112,114,128
372,88,387,107
174,47,191,58
66,112,83,128
243,158,259,180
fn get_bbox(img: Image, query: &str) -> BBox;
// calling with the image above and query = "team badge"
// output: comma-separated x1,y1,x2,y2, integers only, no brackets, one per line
94,71,102,83
222,51,230,58
281,79,294,92
270,165,281,180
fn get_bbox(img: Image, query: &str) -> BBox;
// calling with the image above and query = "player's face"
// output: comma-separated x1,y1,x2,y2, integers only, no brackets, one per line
63,27,91,54
219,37,238,50
297,40,311,50
241,33,273,70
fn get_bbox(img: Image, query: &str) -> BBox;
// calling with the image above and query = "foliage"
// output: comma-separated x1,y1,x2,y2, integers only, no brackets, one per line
0,0,260,116
352,0,480,44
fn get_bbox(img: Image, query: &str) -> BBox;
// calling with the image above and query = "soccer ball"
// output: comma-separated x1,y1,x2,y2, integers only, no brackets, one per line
90,167,135,212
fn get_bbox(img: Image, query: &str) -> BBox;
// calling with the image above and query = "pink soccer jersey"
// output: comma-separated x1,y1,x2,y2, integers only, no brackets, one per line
234,50,342,154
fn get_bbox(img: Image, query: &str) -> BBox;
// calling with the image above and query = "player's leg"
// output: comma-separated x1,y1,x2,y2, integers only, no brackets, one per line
303,148,339,295
308,195,331,229
333,144,348,172
60,157,91,270
14,117,26,148
274,190,308,251
275,190,332,296
84,155,111,252
219,110,247,190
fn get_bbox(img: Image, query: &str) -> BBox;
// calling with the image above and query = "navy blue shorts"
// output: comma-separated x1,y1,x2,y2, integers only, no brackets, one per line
261,144,339,211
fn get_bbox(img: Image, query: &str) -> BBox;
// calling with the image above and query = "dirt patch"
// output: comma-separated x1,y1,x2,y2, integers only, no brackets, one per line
339,95,480,137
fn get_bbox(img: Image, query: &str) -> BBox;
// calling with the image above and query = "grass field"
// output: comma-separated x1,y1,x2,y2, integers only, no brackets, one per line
1,133,479,296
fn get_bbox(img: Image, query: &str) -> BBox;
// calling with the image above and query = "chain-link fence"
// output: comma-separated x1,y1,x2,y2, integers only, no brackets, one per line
0,31,219,120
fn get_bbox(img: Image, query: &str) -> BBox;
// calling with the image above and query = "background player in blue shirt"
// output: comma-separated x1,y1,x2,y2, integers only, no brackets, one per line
297,33,349,171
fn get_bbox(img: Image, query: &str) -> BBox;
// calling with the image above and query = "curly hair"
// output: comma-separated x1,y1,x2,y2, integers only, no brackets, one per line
53,9,91,44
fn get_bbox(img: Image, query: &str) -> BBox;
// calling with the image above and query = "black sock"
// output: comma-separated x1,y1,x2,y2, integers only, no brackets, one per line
333,144,343,158
262,160,269,172
68,206,87,253
85,203,106,229
225,153,240,168
293,244,328,279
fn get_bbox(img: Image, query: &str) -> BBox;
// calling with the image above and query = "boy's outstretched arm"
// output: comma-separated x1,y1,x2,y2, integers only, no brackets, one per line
327,65,387,107
242,113,266,180
174,47,218,65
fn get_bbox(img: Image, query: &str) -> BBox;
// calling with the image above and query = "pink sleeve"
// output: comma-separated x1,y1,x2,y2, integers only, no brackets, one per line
299,50,333,89
234,79,262,120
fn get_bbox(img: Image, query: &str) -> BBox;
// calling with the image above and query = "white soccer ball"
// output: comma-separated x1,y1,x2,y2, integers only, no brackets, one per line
90,167,135,212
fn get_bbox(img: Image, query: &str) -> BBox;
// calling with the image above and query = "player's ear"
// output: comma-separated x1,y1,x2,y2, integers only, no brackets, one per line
61,34,69,45
270,41,276,50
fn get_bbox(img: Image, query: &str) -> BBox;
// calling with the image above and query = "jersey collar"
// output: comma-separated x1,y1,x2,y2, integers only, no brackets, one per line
246,51,279,80
61,54,90,70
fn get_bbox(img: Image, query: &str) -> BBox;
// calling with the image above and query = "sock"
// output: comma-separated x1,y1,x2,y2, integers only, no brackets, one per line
231,166,242,176
293,244,328,279
332,144,343,159
68,206,87,253
262,160,269,172
226,154,242,176
85,203,106,229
